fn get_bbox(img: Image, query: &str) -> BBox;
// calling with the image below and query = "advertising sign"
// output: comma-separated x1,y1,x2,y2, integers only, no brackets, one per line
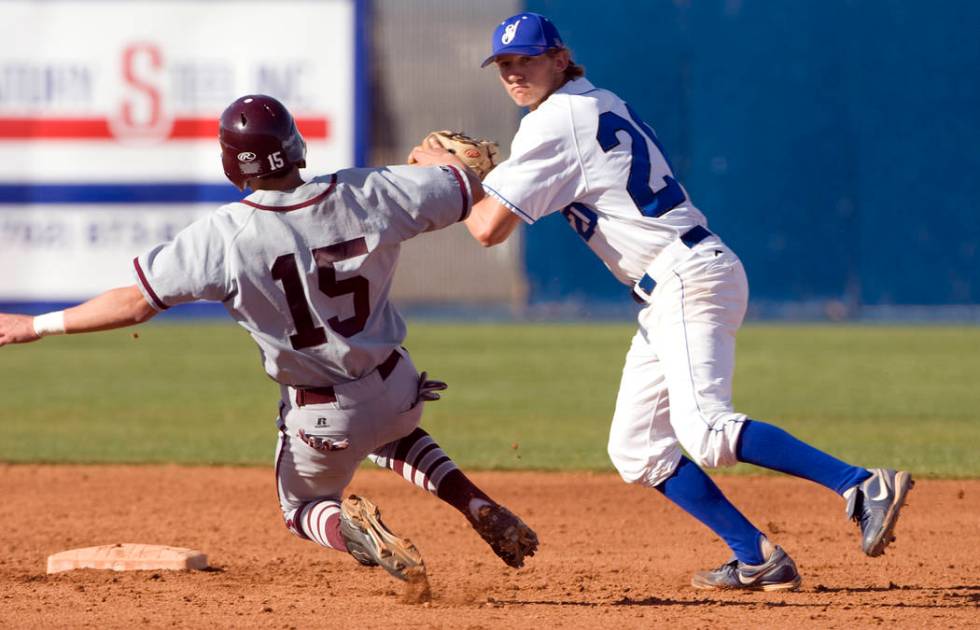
0,0,360,302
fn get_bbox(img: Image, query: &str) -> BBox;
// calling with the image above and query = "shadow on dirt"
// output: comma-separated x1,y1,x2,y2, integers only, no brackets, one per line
495,585,980,609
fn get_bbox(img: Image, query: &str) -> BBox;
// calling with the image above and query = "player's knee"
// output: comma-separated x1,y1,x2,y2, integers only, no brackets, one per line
606,431,645,482
674,411,746,470
607,439,683,487
606,441,637,482
686,448,733,470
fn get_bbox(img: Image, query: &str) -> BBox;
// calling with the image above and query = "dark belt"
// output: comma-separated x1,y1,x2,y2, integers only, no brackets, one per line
295,349,401,407
632,225,713,304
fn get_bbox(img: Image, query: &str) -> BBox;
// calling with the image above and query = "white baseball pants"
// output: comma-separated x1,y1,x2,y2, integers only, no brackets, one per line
607,237,750,488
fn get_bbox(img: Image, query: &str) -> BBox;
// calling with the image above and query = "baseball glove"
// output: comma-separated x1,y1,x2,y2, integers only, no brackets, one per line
418,130,499,180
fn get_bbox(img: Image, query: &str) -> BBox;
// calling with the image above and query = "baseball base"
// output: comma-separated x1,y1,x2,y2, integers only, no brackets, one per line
46,543,208,574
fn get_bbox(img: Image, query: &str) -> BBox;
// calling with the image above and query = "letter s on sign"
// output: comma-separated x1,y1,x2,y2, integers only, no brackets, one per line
120,43,163,130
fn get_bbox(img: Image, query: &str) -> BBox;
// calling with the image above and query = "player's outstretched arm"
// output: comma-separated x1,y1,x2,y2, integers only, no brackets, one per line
464,196,521,247
64,285,158,332
407,138,485,204
0,285,158,347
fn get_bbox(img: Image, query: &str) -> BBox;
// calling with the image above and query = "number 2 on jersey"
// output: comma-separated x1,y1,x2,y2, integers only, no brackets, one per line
597,105,685,218
271,237,370,350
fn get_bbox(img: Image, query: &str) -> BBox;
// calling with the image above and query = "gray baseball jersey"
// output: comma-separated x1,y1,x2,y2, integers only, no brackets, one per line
133,165,472,386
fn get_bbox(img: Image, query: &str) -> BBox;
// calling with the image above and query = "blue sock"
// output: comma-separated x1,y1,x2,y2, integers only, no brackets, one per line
735,420,871,495
655,457,766,565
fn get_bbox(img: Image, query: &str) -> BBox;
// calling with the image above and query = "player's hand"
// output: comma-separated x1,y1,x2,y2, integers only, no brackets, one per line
407,131,499,181
0,313,41,346
407,136,466,170
416,371,448,403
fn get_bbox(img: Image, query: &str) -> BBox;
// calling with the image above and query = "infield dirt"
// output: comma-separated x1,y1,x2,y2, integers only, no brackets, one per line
1,465,977,629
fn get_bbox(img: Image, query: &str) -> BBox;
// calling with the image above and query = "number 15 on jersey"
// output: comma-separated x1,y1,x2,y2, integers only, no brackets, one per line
271,237,371,350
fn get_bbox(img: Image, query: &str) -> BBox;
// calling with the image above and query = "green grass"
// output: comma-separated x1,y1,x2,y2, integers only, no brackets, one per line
1,322,977,476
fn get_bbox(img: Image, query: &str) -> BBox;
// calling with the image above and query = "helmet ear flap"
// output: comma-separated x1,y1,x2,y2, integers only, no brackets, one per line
282,122,307,169
293,138,307,170
220,141,249,190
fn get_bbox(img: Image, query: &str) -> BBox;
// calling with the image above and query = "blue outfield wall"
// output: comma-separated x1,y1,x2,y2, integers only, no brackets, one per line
524,0,980,316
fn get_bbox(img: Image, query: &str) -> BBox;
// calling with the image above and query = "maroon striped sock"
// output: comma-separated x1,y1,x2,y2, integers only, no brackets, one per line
369,428,494,524
289,500,347,551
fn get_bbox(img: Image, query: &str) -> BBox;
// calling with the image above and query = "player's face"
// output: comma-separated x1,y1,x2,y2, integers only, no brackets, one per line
495,51,569,110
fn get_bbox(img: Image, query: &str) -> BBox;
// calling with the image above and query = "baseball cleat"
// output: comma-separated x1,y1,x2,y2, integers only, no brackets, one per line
843,468,914,557
691,537,801,592
472,503,539,568
339,495,425,581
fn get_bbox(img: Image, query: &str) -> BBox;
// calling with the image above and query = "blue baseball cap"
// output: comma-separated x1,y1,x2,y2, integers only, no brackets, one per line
480,12,565,68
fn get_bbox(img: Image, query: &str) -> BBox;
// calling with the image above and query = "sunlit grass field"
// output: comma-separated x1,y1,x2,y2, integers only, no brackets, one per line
1,322,977,476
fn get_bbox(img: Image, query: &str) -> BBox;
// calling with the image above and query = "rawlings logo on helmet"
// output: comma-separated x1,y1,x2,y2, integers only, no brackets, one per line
237,151,256,162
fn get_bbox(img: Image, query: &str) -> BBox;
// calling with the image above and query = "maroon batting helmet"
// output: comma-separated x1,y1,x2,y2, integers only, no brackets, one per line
219,94,307,190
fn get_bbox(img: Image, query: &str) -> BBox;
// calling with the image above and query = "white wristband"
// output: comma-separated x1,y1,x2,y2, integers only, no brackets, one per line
33,311,66,337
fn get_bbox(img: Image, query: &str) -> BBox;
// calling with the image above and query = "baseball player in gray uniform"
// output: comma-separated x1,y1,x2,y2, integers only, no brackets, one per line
0,94,538,583
412,13,913,591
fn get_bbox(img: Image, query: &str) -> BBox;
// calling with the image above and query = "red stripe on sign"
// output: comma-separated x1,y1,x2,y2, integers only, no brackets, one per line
0,118,112,139
294,118,329,140
168,118,216,139
0,117,330,140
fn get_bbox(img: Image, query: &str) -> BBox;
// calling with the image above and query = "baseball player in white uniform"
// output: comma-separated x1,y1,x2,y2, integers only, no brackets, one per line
0,94,537,584
412,12,913,591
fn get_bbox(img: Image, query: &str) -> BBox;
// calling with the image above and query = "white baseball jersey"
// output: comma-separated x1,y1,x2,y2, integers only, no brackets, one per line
133,165,473,386
485,77,750,488
483,77,708,287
